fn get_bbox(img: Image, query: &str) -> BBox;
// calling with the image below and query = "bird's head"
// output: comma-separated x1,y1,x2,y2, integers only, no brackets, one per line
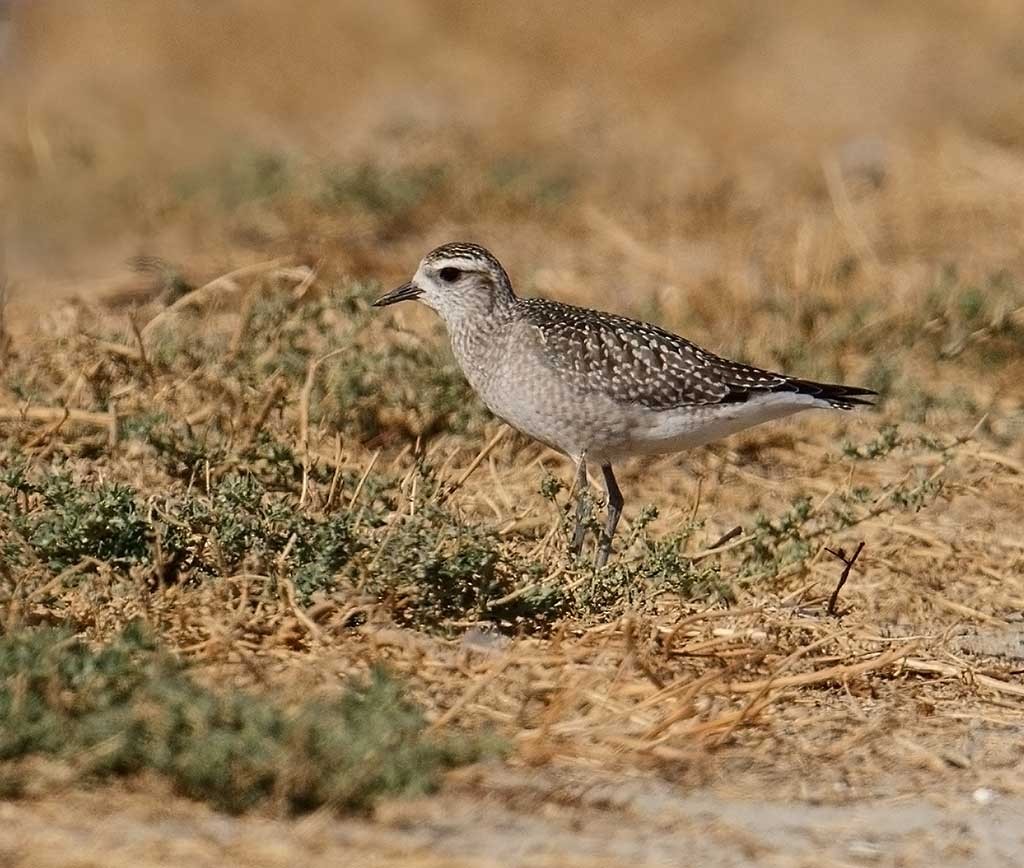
374,242,515,321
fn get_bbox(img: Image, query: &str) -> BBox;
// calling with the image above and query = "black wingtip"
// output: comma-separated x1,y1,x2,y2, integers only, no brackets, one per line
787,379,878,409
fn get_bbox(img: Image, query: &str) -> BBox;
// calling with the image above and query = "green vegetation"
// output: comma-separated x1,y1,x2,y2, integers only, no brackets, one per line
318,162,447,218
138,277,487,445
0,451,728,629
1,464,150,571
174,148,293,209
0,625,498,813
740,427,949,575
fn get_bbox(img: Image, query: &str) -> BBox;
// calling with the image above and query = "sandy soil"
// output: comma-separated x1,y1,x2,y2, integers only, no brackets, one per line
3,768,1023,868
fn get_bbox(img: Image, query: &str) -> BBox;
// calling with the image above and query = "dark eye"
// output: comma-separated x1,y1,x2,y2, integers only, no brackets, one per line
439,266,462,283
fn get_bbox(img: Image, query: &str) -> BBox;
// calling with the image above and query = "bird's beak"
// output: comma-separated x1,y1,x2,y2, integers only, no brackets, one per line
372,281,422,307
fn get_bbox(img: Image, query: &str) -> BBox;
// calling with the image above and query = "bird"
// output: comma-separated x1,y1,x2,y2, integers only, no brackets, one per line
374,242,876,567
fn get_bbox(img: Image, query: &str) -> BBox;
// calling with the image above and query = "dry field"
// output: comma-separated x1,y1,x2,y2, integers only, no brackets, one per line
2,2,1024,866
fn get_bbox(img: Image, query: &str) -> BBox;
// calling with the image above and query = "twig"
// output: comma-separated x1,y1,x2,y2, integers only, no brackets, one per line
348,449,381,510
824,540,865,616
0,277,10,365
902,657,1024,699
724,641,918,694
275,533,321,640
297,349,345,509
972,450,1024,477
324,433,344,512
707,525,743,550
484,566,566,609
0,404,119,446
658,606,765,657
687,476,703,525
140,256,294,341
129,312,157,383
248,375,287,443
91,339,142,362
298,348,345,458
290,259,322,301
428,654,515,731
25,557,105,604
687,526,751,561
710,630,844,747
23,407,69,449
438,426,507,502
279,574,322,641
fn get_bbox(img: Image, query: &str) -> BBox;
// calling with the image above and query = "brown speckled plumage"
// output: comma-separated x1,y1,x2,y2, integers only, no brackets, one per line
518,297,873,411
374,242,876,566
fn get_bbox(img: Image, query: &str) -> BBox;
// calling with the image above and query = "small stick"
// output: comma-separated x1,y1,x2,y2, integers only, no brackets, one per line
0,405,119,446
324,433,344,512
90,339,142,362
25,556,104,604
710,630,842,747
659,605,765,658
707,524,743,550
248,375,286,442
428,654,514,732
903,656,1024,699
824,540,865,616
298,348,346,458
440,426,507,502
0,278,10,365
23,407,69,449
485,566,565,609
687,476,703,525
299,459,311,509
290,259,322,301
348,449,381,510
687,525,748,560
725,640,917,694
279,574,321,641
129,312,156,383
227,289,258,359
140,256,294,341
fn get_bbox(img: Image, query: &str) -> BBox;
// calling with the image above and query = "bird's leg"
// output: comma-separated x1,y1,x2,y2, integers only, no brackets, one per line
596,463,623,568
569,455,591,556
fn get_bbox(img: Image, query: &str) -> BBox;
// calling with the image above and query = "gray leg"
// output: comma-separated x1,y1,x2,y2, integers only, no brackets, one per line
596,464,623,568
570,456,590,556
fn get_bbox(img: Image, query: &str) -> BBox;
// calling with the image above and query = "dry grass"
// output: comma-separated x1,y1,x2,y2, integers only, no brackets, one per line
2,2,1024,864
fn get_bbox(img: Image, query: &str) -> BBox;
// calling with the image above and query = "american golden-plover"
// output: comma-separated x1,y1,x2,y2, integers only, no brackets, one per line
375,243,875,566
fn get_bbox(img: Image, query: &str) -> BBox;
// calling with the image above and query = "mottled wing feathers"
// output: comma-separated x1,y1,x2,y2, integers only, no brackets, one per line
519,299,875,411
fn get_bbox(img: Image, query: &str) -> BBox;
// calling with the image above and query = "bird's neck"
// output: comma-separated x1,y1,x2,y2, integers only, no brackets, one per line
445,297,517,387
439,286,517,334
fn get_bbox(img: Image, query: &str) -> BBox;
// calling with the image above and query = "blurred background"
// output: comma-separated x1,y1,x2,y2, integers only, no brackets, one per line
1,0,1023,429
3,2,1023,274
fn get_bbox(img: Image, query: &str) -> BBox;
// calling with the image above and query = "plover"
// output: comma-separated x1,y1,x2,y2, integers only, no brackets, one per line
374,243,875,566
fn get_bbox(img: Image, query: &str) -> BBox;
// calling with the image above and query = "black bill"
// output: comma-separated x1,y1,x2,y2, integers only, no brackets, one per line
372,282,422,307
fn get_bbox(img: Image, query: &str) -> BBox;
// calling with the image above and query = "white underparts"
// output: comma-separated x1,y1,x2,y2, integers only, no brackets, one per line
597,392,828,460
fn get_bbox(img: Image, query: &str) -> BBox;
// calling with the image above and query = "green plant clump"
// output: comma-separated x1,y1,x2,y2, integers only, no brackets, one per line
1,468,150,571
0,625,499,813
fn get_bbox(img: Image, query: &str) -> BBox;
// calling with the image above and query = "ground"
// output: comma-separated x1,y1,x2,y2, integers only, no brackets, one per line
1,3,1023,866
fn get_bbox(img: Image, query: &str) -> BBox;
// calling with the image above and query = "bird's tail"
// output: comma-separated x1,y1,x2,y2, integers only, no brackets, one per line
781,378,878,410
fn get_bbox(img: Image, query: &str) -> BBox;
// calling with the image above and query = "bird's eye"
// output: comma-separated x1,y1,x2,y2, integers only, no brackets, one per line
438,266,462,283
